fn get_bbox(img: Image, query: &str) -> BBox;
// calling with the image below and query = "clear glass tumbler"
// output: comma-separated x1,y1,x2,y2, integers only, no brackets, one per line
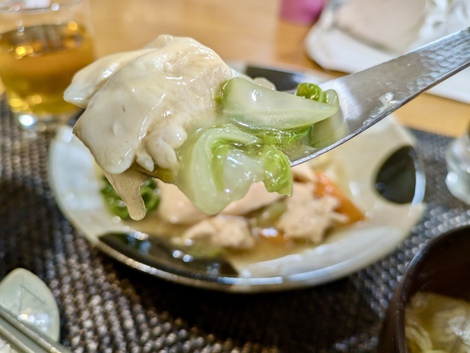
0,0,96,132
445,123,470,204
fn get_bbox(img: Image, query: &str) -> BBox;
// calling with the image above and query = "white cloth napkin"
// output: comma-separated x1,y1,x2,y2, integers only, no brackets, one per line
305,0,470,103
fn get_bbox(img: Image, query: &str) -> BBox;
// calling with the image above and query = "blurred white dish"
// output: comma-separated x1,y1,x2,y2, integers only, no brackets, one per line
306,0,470,103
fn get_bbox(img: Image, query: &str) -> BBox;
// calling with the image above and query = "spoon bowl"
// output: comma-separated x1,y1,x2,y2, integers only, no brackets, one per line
292,27,470,166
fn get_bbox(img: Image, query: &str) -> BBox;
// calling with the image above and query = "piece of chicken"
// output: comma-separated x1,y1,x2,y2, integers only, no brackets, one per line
65,35,233,220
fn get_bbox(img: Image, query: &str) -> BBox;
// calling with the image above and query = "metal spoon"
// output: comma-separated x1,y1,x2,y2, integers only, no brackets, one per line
291,27,470,166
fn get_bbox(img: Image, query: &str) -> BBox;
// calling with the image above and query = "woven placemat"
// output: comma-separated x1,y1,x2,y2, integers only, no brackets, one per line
0,95,469,353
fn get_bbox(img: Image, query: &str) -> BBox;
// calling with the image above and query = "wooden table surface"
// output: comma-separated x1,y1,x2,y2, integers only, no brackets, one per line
91,0,469,137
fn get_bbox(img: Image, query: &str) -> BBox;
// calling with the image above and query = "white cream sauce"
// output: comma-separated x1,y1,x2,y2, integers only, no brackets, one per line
65,35,233,220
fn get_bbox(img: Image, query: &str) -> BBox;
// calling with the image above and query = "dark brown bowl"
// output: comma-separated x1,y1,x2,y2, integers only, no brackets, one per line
378,224,470,352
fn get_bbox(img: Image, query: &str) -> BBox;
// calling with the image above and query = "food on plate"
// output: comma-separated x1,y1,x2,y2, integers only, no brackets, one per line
100,178,160,220
64,34,340,220
405,292,470,353
100,156,365,258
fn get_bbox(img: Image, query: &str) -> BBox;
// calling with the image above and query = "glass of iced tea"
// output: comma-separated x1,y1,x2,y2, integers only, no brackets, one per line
0,0,96,132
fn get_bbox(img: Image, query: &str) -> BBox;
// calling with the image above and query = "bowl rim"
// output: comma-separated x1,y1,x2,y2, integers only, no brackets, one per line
390,224,470,352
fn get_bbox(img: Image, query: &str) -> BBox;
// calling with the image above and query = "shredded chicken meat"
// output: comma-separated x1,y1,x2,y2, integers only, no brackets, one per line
154,163,350,250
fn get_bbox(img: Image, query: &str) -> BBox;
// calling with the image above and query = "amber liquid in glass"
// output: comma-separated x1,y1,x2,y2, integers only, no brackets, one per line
0,22,95,115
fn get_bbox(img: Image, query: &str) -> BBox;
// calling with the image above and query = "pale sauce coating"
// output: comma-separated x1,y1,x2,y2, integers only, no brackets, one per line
65,35,233,220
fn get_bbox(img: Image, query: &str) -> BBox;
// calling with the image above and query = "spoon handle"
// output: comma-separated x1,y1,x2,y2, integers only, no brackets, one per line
324,27,470,130
292,27,470,165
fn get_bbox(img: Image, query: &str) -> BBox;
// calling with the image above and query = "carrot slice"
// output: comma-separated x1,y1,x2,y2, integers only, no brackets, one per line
313,171,365,224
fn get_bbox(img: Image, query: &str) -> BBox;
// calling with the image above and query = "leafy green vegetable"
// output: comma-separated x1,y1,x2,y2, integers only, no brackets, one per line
262,145,292,194
295,82,327,102
174,124,292,215
101,177,160,219
160,78,340,215
118,77,339,217
235,124,311,148
220,77,339,130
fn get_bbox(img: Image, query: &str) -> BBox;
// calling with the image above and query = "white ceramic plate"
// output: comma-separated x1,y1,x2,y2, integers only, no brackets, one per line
305,2,470,104
48,65,426,292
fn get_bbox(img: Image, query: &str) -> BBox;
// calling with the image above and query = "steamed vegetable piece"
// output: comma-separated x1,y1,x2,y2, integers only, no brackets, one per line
313,171,365,224
65,35,340,220
165,79,339,215
101,177,160,220
174,124,292,214
221,78,339,130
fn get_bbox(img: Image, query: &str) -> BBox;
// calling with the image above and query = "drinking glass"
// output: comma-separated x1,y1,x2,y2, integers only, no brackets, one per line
445,122,470,204
0,0,96,132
